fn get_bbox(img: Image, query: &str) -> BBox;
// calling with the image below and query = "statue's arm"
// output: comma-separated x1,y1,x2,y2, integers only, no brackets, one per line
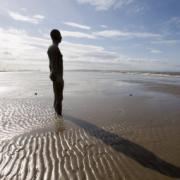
48,47,62,81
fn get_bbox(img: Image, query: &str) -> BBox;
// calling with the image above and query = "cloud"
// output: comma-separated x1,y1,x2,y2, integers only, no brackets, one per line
43,37,173,71
161,16,180,36
168,17,180,28
46,28,162,40
64,22,91,30
0,27,121,71
0,27,49,62
100,25,108,28
149,49,162,54
8,11,44,24
62,41,120,63
94,30,161,38
60,29,161,40
151,39,180,45
76,0,134,10
0,27,52,71
61,30,96,39
0,27,178,72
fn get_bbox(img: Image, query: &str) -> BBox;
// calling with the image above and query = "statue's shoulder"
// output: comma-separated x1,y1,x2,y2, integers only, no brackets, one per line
47,45,59,55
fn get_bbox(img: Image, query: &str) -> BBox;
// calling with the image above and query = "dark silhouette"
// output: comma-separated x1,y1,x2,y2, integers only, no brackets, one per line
64,115,180,178
47,29,64,116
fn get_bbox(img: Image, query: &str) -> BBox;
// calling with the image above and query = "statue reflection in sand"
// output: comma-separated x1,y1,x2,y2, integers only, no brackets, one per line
53,114,65,133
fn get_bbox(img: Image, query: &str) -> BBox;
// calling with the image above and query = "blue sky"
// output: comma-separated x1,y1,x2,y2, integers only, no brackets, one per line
0,0,180,71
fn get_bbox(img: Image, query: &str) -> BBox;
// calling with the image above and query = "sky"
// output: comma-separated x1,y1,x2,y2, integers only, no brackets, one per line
0,0,180,72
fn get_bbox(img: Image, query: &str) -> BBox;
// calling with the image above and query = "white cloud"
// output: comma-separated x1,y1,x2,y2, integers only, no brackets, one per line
76,0,134,10
45,28,162,40
94,30,161,38
0,27,177,72
20,8,27,12
64,22,91,30
62,41,120,63
114,0,134,9
151,39,180,45
100,25,108,28
149,49,162,54
0,27,49,62
60,29,161,40
33,14,44,20
61,30,96,39
8,11,45,24
0,27,121,71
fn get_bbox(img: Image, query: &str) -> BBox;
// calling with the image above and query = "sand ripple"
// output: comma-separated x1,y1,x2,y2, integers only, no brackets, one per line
0,99,180,180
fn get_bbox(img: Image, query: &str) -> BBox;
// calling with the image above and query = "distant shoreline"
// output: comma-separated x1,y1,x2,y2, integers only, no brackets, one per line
1,69,180,77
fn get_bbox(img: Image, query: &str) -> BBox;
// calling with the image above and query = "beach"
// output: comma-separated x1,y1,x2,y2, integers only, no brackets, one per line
0,70,180,180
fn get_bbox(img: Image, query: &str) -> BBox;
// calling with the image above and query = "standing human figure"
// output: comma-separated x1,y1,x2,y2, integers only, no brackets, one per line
47,29,64,116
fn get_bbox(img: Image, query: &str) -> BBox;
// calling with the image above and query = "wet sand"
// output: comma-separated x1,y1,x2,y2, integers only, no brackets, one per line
0,71,180,180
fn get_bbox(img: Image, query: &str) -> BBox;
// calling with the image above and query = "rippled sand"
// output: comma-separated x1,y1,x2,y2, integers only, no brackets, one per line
0,99,180,180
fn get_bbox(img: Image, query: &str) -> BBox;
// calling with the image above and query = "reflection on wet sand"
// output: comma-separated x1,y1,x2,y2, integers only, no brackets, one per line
53,115,66,133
